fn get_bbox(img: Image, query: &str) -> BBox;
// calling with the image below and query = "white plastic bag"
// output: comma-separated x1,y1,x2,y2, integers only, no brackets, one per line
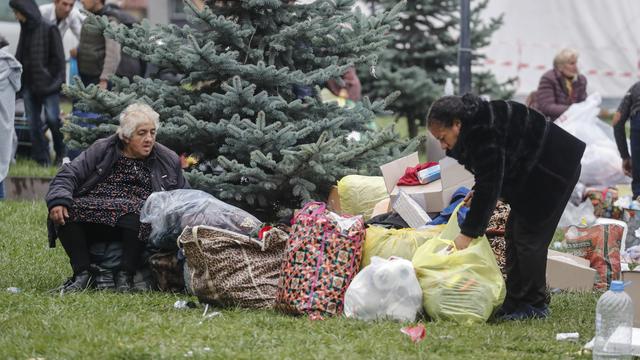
558,200,596,228
344,256,423,322
555,93,631,187
140,189,262,250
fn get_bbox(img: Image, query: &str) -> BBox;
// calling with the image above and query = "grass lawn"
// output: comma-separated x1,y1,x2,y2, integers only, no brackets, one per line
0,200,600,359
7,158,58,178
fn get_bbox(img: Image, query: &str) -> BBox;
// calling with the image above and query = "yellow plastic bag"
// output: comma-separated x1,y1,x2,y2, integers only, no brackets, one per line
412,203,506,323
362,225,444,267
337,175,389,220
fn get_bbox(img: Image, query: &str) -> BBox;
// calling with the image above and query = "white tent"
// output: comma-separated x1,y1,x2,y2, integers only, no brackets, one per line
480,0,640,101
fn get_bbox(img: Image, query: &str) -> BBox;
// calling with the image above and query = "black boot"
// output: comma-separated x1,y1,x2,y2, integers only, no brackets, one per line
58,270,93,294
115,270,135,293
93,266,115,291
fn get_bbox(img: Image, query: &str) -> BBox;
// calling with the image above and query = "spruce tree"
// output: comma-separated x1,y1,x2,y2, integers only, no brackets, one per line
64,0,419,221
359,0,515,138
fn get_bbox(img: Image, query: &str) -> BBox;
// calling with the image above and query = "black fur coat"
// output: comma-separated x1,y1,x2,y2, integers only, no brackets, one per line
448,96,585,237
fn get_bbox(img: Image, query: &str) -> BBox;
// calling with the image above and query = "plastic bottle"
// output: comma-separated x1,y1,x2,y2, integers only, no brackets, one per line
444,78,454,96
593,280,634,359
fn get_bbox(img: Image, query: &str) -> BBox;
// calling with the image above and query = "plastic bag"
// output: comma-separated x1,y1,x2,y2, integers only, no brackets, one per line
558,200,597,228
361,225,444,267
140,189,262,250
337,175,389,220
412,203,506,324
563,223,624,289
555,93,631,187
344,256,423,322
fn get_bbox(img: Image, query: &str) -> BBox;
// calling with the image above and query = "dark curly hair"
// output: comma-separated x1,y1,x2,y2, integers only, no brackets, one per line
427,93,482,128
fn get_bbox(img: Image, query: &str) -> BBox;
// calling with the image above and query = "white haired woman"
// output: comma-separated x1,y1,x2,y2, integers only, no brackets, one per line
534,48,588,121
46,103,189,293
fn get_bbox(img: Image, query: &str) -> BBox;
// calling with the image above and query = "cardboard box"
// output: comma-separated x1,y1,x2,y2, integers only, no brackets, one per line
585,327,640,356
546,249,596,291
418,165,441,184
392,190,432,228
380,153,475,213
623,271,640,327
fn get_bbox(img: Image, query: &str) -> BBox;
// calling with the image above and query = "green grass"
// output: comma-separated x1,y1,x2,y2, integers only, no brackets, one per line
0,200,599,359
7,158,58,178
375,115,426,140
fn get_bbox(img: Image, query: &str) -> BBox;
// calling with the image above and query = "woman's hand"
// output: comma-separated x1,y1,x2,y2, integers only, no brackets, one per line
623,158,632,177
463,190,474,206
49,206,69,225
453,234,473,250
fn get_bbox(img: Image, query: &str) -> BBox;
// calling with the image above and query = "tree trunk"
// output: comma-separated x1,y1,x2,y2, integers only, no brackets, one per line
407,115,418,139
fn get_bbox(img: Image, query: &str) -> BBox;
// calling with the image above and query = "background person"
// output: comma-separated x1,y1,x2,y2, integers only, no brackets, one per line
39,0,86,58
427,94,585,320
10,0,66,166
534,48,587,121
613,81,640,199
0,36,22,200
46,103,189,293
78,0,142,89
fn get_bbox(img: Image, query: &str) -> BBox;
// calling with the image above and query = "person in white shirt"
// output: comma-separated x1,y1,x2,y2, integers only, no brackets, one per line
39,0,85,57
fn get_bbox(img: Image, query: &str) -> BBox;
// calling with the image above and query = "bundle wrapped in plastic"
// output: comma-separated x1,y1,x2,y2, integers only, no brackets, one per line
361,225,443,267
344,256,423,322
412,203,505,324
558,200,596,228
337,175,389,220
555,93,631,188
140,189,262,250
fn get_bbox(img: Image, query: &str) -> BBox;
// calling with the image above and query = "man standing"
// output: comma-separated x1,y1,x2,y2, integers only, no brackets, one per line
613,81,640,199
39,0,86,58
0,36,22,200
78,0,141,89
9,0,66,166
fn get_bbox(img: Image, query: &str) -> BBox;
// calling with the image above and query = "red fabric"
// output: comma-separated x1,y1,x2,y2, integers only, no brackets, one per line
258,225,273,240
401,324,426,343
397,162,438,186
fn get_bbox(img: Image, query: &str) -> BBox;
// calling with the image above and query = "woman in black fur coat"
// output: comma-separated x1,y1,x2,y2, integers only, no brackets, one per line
427,94,585,320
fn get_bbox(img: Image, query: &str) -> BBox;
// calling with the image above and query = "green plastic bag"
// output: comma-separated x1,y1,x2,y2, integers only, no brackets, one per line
337,175,389,220
412,203,506,323
362,225,445,267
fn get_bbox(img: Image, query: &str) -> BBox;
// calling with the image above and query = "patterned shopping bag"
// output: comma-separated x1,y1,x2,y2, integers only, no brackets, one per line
275,202,365,317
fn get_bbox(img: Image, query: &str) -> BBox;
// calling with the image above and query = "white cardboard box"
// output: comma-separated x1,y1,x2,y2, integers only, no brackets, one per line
546,249,596,291
622,271,640,327
380,153,475,213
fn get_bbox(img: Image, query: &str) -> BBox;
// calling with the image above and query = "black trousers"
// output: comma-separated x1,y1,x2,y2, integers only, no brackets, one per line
57,214,144,275
503,165,581,309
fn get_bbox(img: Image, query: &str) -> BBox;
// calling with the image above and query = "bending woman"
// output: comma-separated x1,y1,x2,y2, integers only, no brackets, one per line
46,103,188,293
427,94,585,320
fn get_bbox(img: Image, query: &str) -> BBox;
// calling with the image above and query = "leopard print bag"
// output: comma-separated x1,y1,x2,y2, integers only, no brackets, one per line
178,225,287,309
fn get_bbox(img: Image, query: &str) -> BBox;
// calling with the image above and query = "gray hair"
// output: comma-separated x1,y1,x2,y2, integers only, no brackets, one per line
553,48,579,69
116,103,160,140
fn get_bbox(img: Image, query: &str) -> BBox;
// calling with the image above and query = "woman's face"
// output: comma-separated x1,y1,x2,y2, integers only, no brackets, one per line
559,57,578,78
123,120,156,159
428,120,461,151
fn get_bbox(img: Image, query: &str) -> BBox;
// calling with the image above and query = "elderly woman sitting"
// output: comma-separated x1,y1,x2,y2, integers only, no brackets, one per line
46,103,189,293
534,48,588,121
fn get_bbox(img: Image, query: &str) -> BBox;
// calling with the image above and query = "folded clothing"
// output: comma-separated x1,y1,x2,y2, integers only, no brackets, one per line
427,187,471,226
397,162,438,186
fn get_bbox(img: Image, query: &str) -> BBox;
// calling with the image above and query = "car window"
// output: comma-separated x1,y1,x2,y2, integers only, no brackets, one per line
0,0,51,22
